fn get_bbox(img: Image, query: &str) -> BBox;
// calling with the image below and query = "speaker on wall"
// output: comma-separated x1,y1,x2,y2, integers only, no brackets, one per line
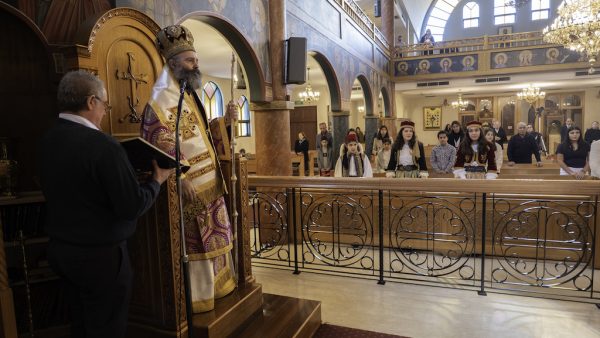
285,37,307,84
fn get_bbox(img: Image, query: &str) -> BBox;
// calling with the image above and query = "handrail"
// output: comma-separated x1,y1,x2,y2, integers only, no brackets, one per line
249,176,600,195
393,30,550,59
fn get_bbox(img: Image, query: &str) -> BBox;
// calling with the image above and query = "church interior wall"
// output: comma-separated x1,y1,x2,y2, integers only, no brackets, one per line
201,74,256,154
442,0,561,41
291,84,333,134
395,86,600,146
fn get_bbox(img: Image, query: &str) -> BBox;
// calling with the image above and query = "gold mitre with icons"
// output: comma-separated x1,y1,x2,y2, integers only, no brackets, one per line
156,25,196,60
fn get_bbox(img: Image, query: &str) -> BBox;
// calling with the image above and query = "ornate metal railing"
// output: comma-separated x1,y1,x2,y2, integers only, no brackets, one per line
249,177,600,303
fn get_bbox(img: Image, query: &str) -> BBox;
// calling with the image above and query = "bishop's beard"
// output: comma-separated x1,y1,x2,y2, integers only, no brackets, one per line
174,67,202,90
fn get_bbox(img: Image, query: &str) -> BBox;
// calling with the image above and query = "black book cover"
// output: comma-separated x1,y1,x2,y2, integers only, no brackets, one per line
120,137,190,173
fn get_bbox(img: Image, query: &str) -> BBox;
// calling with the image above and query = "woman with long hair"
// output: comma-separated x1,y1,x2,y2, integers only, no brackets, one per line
557,126,590,179
484,127,502,174
447,120,464,149
372,125,393,157
454,121,497,179
386,120,427,178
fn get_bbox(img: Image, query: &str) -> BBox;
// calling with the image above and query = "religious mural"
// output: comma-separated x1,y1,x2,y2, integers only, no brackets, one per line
117,0,271,81
394,54,479,77
491,46,583,69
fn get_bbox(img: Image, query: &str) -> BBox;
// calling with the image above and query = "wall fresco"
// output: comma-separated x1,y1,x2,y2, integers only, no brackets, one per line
394,54,479,77
491,47,584,69
288,0,341,38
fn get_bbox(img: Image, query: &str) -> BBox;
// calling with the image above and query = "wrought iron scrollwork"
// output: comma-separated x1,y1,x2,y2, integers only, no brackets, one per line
492,198,594,292
301,192,374,270
249,191,289,261
389,195,476,280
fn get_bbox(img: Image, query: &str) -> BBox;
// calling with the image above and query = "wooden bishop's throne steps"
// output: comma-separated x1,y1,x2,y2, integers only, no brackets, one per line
189,283,321,338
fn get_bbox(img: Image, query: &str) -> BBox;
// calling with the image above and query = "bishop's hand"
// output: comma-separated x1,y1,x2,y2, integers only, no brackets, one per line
224,100,238,127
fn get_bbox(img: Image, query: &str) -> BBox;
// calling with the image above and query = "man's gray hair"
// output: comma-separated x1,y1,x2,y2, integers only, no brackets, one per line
517,122,527,128
57,70,104,113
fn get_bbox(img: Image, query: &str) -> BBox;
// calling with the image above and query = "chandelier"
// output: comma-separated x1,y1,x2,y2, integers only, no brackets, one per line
504,0,530,8
298,67,320,104
543,0,600,73
517,84,546,104
451,93,469,110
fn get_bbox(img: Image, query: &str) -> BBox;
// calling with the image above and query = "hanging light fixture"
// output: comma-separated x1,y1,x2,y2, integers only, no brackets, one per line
451,93,469,110
298,67,320,104
517,84,546,104
543,0,600,74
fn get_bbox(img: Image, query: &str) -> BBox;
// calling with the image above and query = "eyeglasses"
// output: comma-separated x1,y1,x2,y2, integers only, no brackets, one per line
92,96,112,113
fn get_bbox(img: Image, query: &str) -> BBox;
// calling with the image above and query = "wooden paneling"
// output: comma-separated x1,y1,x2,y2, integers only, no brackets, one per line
0,9,56,192
290,106,317,150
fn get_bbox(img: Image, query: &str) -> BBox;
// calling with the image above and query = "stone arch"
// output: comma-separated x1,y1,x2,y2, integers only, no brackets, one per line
355,74,374,116
309,51,341,112
178,11,267,102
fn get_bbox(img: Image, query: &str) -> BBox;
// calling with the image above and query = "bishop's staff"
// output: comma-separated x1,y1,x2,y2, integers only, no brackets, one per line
228,52,239,285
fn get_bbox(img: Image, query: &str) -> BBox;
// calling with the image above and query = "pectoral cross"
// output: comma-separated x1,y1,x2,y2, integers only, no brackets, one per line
167,106,201,141
116,52,148,123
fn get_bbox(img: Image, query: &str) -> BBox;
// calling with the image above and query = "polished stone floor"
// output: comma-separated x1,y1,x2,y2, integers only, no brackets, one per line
253,266,600,338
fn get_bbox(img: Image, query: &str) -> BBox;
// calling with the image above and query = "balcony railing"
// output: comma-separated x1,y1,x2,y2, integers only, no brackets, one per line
333,0,390,51
249,177,600,302
393,31,545,59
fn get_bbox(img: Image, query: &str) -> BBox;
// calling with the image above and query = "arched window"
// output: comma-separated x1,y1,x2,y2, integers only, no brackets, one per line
423,0,460,41
494,0,515,25
202,81,224,120
531,0,550,21
237,95,251,137
463,2,479,28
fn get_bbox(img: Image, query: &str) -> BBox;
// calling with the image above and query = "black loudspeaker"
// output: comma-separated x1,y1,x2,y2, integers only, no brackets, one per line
285,37,307,84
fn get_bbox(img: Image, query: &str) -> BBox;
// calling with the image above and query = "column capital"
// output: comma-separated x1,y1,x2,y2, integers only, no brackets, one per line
331,110,350,117
365,115,380,120
250,100,295,111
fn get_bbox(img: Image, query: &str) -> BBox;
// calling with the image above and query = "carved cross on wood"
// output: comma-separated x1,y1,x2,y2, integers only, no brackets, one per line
116,52,148,123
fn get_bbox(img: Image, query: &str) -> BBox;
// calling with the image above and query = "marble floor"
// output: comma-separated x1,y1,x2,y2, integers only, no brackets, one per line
253,266,600,338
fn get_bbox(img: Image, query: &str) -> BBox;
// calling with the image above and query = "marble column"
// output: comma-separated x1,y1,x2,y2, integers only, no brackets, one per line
381,0,394,45
253,0,292,176
365,115,379,157
332,111,349,162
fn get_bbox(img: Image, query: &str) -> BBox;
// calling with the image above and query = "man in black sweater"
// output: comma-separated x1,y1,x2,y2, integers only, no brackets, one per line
507,122,543,167
39,70,172,338
560,118,574,143
584,121,600,144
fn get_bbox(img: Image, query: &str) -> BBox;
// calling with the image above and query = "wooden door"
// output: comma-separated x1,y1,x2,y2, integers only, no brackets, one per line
290,106,317,150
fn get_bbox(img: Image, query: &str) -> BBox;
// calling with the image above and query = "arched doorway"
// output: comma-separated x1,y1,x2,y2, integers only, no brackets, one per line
379,87,391,117
289,52,341,160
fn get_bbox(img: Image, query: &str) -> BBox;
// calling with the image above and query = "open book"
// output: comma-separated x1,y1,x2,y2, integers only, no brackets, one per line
120,137,190,173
